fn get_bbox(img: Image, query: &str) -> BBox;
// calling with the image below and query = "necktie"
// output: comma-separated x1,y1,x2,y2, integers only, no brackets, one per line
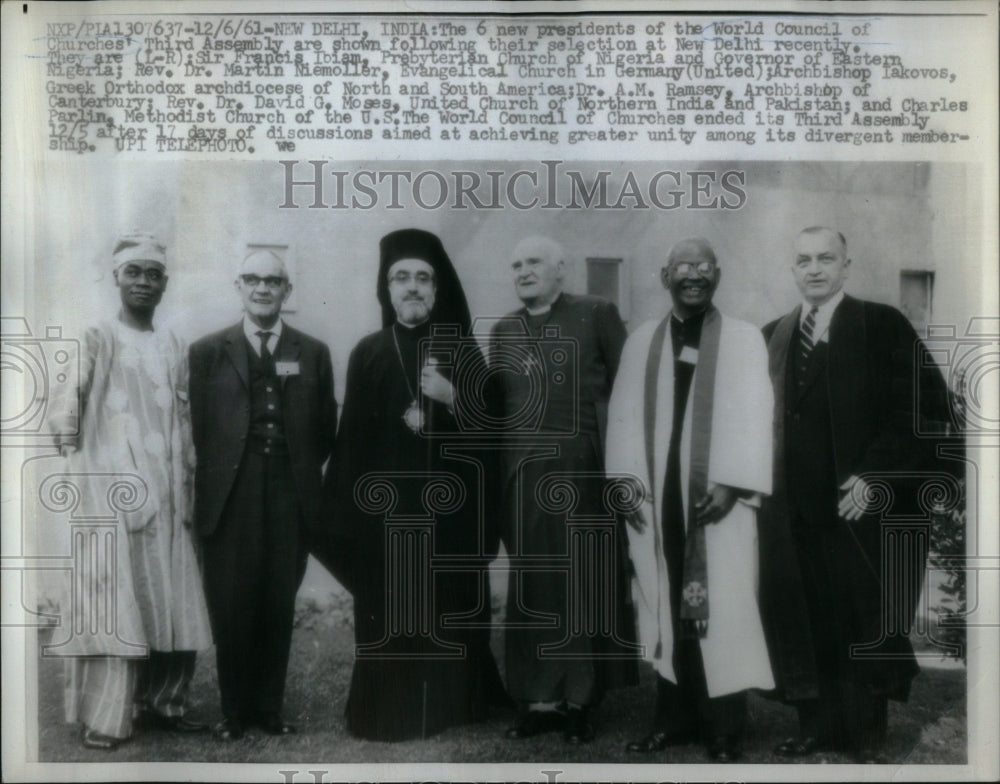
256,330,273,363
799,306,818,362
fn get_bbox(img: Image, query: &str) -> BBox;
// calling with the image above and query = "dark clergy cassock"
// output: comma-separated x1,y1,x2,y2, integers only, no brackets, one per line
328,320,506,741
489,292,638,707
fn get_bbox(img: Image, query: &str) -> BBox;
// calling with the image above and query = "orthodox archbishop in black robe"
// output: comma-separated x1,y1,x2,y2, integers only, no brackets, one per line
327,229,506,741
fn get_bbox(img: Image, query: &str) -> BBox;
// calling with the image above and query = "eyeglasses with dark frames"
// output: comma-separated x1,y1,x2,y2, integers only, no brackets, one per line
240,274,287,288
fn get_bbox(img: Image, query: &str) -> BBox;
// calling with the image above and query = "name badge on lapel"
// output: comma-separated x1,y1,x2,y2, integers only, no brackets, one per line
275,361,300,377
678,346,699,365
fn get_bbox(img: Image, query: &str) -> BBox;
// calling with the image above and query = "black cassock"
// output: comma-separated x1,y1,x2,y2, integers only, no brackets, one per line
489,293,638,707
326,320,505,741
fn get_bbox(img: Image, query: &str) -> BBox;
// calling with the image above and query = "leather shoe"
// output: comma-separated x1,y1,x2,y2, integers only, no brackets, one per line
146,713,208,733
773,735,824,757
626,729,698,753
257,713,297,735
81,728,122,750
707,735,742,762
564,707,595,745
213,717,244,742
505,709,565,739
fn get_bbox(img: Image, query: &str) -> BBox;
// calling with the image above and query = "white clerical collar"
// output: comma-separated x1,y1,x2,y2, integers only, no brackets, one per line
525,293,560,316
671,308,708,324
243,315,283,355
800,289,845,343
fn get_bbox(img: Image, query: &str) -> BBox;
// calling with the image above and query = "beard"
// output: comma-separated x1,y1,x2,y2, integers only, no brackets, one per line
395,298,431,326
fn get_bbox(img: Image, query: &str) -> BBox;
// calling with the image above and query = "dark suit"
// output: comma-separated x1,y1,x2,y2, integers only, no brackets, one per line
190,322,336,722
759,295,949,752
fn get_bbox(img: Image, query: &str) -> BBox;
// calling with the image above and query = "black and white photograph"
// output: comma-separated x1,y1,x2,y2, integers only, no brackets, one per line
2,3,997,782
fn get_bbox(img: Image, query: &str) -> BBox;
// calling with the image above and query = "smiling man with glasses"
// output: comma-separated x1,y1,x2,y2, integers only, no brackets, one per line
188,248,337,742
606,237,775,762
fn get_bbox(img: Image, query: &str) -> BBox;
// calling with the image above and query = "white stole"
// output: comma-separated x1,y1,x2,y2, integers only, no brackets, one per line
607,311,776,695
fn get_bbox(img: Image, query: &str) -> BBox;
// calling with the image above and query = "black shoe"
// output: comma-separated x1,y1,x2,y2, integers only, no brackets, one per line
146,712,208,733
626,729,698,753
564,707,595,745
505,709,566,739
213,717,244,742
81,728,122,750
707,735,742,762
257,713,297,735
773,735,824,757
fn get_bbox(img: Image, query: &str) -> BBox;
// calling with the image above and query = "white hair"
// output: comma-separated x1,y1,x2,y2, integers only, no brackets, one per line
511,235,564,265
236,248,289,280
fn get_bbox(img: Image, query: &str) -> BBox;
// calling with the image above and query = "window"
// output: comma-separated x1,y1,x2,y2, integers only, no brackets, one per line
586,257,628,320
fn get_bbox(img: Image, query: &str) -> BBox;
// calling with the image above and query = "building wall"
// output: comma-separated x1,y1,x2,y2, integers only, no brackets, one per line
31,160,974,404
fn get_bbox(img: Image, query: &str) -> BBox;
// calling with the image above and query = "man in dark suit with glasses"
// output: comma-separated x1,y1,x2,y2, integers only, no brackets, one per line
190,249,337,741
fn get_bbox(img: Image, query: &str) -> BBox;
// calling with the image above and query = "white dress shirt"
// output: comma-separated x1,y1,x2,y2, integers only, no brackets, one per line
799,289,845,345
243,316,284,356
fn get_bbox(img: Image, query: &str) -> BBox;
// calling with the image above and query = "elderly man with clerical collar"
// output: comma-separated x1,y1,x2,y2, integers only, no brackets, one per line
328,228,508,741
489,236,637,745
48,232,213,750
189,249,337,741
606,238,775,762
759,227,951,762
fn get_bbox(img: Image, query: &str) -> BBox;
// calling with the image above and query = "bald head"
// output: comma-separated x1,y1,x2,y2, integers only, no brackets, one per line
666,237,717,268
512,236,563,265
239,249,288,280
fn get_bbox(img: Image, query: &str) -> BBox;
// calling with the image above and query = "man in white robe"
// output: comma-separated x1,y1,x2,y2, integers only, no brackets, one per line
606,238,774,762
48,233,212,749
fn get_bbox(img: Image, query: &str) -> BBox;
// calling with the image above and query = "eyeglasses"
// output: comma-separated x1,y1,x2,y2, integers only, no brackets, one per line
388,270,434,285
240,274,287,288
671,261,716,277
119,266,165,282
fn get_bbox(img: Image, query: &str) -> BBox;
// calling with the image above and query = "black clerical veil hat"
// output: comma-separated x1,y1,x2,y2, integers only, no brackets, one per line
377,228,472,334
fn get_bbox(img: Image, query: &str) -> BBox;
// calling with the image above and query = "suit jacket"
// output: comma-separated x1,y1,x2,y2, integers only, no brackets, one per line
765,295,945,493
189,321,337,540
758,294,950,701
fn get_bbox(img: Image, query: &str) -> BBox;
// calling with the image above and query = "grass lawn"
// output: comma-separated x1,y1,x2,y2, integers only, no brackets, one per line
36,583,967,766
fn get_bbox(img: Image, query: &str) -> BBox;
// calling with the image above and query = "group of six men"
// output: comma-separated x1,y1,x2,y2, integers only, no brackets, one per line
51,225,947,763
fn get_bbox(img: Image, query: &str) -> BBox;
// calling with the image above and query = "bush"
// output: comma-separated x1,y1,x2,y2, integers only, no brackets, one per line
928,483,966,663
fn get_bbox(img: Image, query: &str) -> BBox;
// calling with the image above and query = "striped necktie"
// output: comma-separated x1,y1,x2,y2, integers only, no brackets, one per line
799,306,818,362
